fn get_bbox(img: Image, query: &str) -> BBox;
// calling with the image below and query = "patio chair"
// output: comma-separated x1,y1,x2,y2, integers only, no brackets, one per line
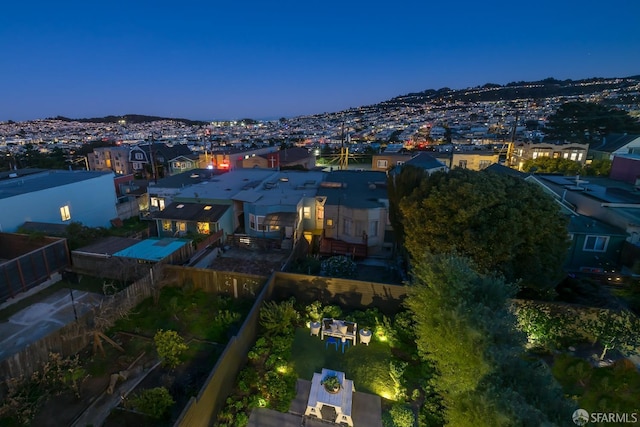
325,337,339,351
342,339,351,353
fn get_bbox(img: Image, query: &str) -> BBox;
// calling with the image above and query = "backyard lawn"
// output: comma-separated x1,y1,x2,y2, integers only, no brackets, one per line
290,327,396,398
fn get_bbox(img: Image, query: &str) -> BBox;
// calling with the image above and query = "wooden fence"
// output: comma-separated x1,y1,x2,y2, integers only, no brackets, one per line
0,265,166,382
174,270,406,426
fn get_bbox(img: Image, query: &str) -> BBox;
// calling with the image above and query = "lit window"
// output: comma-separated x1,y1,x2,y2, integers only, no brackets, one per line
204,205,212,210
376,159,388,168
150,197,159,207
162,220,172,231
326,218,334,227
303,206,311,219
197,222,210,234
176,204,184,209
577,153,583,161
177,222,187,232
583,235,609,252
60,205,71,221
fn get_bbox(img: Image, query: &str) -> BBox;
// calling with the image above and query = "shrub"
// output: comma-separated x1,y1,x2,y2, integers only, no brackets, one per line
321,256,358,279
154,329,188,368
383,404,415,427
128,387,175,419
259,299,299,334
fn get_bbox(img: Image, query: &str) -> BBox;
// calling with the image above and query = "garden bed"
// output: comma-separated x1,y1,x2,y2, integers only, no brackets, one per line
1,285,251,427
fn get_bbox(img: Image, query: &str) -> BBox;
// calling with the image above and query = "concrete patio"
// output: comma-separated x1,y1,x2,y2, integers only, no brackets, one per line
248,379,383,427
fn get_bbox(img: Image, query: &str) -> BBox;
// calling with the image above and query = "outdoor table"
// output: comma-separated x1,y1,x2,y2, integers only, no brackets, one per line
304,368,354,426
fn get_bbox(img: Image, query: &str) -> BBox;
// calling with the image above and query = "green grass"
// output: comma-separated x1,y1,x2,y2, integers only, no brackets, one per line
289,327,395,397
111,286,252,343
552,353,640,415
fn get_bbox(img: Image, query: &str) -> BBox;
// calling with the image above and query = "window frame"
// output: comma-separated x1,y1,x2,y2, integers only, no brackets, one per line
583,235,609,252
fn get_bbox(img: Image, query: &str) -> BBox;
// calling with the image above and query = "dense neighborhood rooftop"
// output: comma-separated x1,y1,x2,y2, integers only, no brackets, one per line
0,170,113,200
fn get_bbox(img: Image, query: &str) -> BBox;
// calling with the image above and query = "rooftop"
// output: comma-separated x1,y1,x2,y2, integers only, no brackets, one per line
237,170,326,208
0,170,114,200
317,170,388,209
174,168,278,202
112,237,191,262
148,168,217,189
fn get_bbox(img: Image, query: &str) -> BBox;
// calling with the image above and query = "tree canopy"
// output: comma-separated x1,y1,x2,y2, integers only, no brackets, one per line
405,254,575,426
386,165,430,247
399,168,569,295
545,101,640,145
522,157,582,175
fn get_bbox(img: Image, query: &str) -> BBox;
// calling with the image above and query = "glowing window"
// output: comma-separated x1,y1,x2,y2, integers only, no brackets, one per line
60,205,71,221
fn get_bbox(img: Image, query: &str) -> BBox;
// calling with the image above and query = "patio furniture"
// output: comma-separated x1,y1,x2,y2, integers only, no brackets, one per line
338,322,348,335
310,321,321,336
359,328,372,345
321,318,357,346
325,337,339,351
341,338,351,353
304,368,355,427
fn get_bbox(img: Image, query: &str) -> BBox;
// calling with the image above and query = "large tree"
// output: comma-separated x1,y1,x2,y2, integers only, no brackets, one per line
386,164,429,247
545,101,640,145
405,254,575,426
522,157,582,175
400,168,569,295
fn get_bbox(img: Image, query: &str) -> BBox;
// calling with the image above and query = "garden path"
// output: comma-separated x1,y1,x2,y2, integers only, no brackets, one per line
70,360,161,427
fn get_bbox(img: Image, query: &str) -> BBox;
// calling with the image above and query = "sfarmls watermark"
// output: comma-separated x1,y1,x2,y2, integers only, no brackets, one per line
573,409,638,425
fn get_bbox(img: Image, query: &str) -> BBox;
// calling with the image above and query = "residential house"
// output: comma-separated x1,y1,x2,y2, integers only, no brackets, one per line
146,168,217,214
234,170,326,247
565,214,627,274
241,147,316,170
0,169,118,232
485,165,628,274
509,141,589,171
451,151,500,170
609,154,640,184
88,145,133,175
526,174,640,272
386,152,448,175
151,202,232,248
199,146,278,171
588,133,640,162
136,143,194,179
371,153,412,172
316,170,391,258
171,168,279,234
168,154,201,175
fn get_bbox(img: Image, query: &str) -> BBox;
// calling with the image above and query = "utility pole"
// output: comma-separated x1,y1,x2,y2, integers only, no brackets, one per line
149,134,158,184
338,118,349,170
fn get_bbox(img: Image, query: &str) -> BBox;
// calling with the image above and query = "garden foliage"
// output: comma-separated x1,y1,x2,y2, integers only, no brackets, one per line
128,386,175,419
154,329,188,368
406,254,575,426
